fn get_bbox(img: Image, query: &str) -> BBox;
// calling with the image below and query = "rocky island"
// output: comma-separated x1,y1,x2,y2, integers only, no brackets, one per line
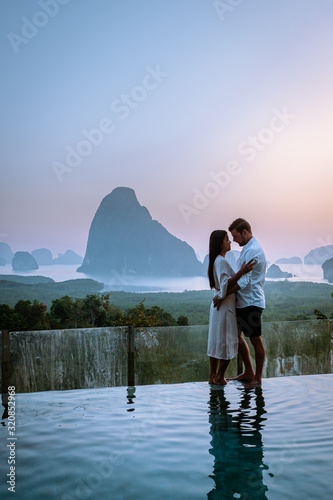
77,187,204,277
266,264,292,279
322,258,333,283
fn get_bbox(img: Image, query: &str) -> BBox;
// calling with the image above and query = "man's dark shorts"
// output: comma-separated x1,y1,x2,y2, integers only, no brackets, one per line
236,306,263,338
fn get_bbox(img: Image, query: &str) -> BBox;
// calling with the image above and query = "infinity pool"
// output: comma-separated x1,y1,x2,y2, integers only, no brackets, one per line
1,374,332,499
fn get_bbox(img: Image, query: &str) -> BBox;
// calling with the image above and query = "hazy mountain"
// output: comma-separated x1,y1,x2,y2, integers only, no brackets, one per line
322,258,333,283
12,251,39,271
304,245,333,265
276,256,302,264
0,242,14,264
266,264,292,278
32,248,53,265
53,250,82,265
77,187,204,277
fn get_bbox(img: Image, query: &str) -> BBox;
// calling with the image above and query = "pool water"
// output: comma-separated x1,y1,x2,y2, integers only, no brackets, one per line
1,374,332,499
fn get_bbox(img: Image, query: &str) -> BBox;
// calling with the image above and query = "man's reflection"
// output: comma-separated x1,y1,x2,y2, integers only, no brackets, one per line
126,386,136,412
207,384,269,499
1,393,9,423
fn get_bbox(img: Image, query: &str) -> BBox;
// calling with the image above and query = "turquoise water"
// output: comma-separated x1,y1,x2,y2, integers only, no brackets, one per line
1,374,333,499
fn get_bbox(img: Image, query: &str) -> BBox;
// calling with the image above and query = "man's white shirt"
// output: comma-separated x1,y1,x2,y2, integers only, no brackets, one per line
236,237,266,309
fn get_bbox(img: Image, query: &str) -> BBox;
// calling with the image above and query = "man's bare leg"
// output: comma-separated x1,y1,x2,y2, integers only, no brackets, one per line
209,357,218,384
213,359,230,385
247,336,265,385
228,334,255,381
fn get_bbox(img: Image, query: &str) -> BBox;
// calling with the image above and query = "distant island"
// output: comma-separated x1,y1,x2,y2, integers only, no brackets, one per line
53,250,82,265
0,242,82,270
304,245,333,265
1,189,333,283
12,251,39,271
276,256,302,264
0,242,14,265
266,264,293,279
77,187,204,277
322,258,333,283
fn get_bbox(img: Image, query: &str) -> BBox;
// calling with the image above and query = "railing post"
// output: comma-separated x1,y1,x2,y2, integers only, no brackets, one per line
127,325,135,386
1,330,10,394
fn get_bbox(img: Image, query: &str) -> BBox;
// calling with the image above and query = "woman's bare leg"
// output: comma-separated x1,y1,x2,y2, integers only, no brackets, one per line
213,359,230,385
209,357,218,383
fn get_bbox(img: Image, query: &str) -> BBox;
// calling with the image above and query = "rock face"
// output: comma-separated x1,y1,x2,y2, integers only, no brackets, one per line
77,187,204,277
0,242,14,264
12,251,39,271
266,264,292,278
53,250,82,265
304,245,333,265
276,256,302,264
322,258,333,283
32,248,53,265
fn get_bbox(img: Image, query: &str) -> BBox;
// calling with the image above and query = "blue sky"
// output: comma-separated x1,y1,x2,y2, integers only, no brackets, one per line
1,0,333,263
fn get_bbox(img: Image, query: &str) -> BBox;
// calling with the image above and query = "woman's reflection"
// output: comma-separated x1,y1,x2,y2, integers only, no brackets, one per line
207,384,269,499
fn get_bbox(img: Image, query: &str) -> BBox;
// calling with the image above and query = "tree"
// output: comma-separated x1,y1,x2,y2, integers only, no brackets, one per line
314,292,333,319
118,300,185,327
0,300,49,331
81,294,103,326
50,295,74,325
177,315,189,326
0,293,186,331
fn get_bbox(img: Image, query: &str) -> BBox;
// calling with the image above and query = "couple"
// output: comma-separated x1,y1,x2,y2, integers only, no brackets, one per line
207,218,266,386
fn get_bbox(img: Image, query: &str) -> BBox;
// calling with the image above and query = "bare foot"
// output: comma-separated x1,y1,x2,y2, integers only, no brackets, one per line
227,372,254,382
208,378,215,384
212,378,227,385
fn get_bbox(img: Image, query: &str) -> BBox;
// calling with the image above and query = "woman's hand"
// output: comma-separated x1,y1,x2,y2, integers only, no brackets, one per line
213,295,223,310
240,258,255,275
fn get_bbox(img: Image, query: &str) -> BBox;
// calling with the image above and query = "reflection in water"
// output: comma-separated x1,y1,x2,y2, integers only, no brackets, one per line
126,386,136,412
1,394,9,423
207,385,269,499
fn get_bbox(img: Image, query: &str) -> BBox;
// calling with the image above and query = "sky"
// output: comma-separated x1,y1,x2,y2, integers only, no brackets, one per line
1,0,333,264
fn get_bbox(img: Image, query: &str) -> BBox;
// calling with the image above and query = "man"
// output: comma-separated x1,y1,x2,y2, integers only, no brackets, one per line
213,218,266,385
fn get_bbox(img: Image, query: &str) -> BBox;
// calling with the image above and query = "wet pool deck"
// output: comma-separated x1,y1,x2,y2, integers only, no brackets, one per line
1,374,333,499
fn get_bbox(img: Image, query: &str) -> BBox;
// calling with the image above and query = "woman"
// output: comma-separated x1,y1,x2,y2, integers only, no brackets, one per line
207,230,254,385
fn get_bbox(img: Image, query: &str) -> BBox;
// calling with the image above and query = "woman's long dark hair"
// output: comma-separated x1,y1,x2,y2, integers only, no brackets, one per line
208,230,227,289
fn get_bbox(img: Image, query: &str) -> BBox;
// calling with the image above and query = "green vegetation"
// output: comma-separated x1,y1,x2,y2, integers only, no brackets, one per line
314,292,333,319
0,278,332,329
263,281,333,321
106,281,333,324
0,300,49,331
0,277,104,307
0,294,188,331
